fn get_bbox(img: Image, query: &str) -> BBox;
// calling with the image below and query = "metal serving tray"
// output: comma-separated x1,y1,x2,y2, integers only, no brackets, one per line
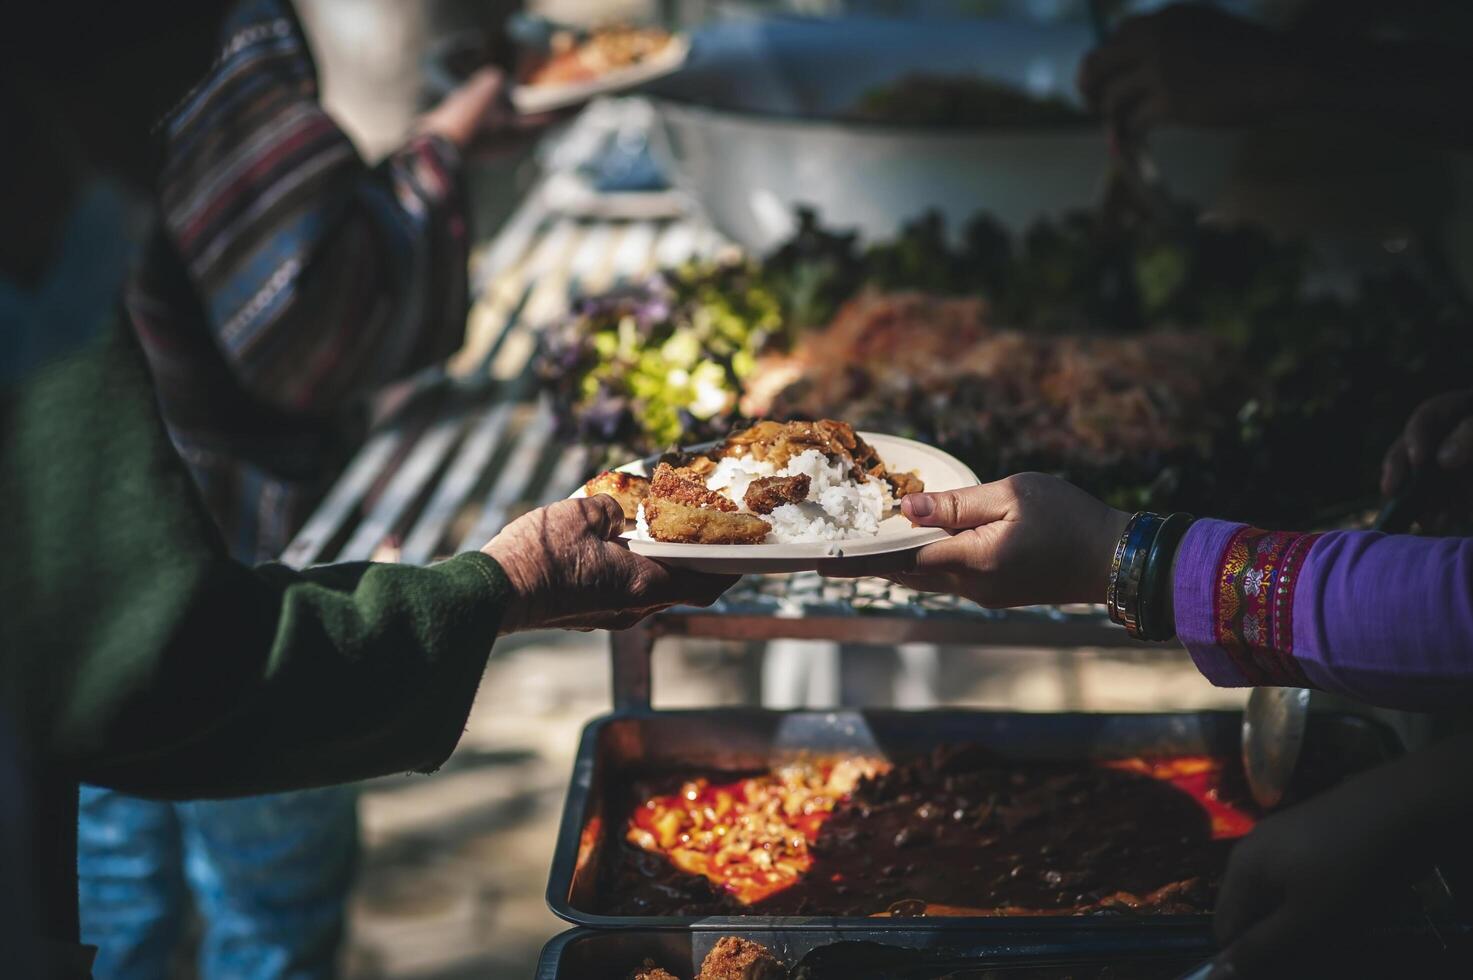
536,922,1473,980
535,926,1213,979
546,708,1398,934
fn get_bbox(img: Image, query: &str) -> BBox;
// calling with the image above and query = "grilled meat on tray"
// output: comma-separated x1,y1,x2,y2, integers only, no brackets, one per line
629,961,679,980
697,937,785,980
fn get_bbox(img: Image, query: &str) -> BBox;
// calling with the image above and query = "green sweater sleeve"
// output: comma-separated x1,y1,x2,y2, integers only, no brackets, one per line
1,317,511,799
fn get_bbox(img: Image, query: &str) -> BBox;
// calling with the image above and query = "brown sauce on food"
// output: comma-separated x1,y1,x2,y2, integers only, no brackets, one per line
601,746,1257,917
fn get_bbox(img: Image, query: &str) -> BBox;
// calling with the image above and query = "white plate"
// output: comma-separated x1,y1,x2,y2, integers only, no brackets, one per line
512,34,691,115
572,432,980,574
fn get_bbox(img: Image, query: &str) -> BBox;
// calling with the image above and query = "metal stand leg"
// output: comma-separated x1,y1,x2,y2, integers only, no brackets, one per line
610,621,656,712
895,643,941,709
1053,647,1086,709
838,643,897,707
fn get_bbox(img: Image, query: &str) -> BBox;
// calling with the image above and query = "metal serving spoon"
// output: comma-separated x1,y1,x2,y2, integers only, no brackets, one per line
1241,685,1311,810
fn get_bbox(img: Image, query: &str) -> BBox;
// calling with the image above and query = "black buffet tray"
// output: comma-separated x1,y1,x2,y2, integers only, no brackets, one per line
546,708,1399,935
536,923,1473,980
534,926,1212,979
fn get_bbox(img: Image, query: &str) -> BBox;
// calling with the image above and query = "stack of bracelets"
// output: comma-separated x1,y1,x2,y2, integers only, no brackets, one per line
1106,511,1195,642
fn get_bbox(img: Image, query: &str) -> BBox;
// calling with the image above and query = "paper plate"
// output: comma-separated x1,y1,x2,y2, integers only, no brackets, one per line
572,432,980,574
512,34,691,115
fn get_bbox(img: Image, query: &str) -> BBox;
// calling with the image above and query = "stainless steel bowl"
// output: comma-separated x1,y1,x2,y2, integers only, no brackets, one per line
650,99,1239,251
642,14,1241,251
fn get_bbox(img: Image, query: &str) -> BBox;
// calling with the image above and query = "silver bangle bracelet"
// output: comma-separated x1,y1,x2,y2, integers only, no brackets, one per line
1108,511,1166,638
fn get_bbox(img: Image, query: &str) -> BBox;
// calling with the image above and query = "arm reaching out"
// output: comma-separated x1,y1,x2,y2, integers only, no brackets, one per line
825,475,1473,712
2,319,733,800
149,1,472,415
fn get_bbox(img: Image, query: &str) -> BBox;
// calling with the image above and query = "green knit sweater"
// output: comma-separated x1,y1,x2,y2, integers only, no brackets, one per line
1,316,511,952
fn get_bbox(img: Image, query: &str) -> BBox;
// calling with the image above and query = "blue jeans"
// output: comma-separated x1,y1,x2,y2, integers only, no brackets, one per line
77,785,358,980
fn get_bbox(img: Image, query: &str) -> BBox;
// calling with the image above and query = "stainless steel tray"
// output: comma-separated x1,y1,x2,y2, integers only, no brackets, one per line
536,922,1473,980
535,927,1212,979
546,708,1399,932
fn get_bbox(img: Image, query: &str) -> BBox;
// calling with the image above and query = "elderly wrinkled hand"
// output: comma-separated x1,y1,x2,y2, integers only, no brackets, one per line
483,495,737,633
1077,5,1291,137
822,474,1128,608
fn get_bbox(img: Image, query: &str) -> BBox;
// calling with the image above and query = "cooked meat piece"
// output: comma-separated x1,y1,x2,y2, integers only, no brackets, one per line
743,474,810,514
696,937,784,980
646,498,770,545
848,430,883,471
721,419,923,489
650,462,736,512
720,419,862,473
583,471,651,524
658,449,718,477
884,469,925,498
629,959,681,980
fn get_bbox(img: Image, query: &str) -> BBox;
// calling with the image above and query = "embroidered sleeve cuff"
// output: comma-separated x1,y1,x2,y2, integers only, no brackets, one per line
1176,519,1325,689
1174,519,1253,687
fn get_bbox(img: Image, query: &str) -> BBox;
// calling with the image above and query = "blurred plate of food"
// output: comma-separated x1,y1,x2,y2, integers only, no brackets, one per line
513,25,690,115
572,421,978,574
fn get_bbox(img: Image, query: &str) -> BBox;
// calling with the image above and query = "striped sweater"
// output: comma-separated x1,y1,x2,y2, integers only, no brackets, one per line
129,0,469,562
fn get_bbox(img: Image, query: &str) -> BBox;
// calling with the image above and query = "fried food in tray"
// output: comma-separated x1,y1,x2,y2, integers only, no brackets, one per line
697,937,785,980
626,758,882,906
620,938,1197,980
582,470,650,524
627,938,785,980
605,748,1257,918
629,962,679,980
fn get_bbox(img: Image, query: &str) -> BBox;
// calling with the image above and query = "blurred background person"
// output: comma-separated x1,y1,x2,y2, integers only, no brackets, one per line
1078,1,1473,148
1078,0,1473,288
74,2,557,978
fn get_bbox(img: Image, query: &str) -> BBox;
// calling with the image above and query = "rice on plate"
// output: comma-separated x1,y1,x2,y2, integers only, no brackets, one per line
577,420,977,573
635,449,892,544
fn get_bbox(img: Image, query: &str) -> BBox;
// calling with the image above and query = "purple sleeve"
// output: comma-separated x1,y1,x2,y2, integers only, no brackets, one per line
1173,519,1473,711
1172,519,1252,687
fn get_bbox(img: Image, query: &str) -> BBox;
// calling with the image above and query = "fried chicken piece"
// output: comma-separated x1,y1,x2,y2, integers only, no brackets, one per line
645,498,770,545
743,474,810,515
696,937,785,980
650,462,736,512
629,960,681,980
583,471,651,524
